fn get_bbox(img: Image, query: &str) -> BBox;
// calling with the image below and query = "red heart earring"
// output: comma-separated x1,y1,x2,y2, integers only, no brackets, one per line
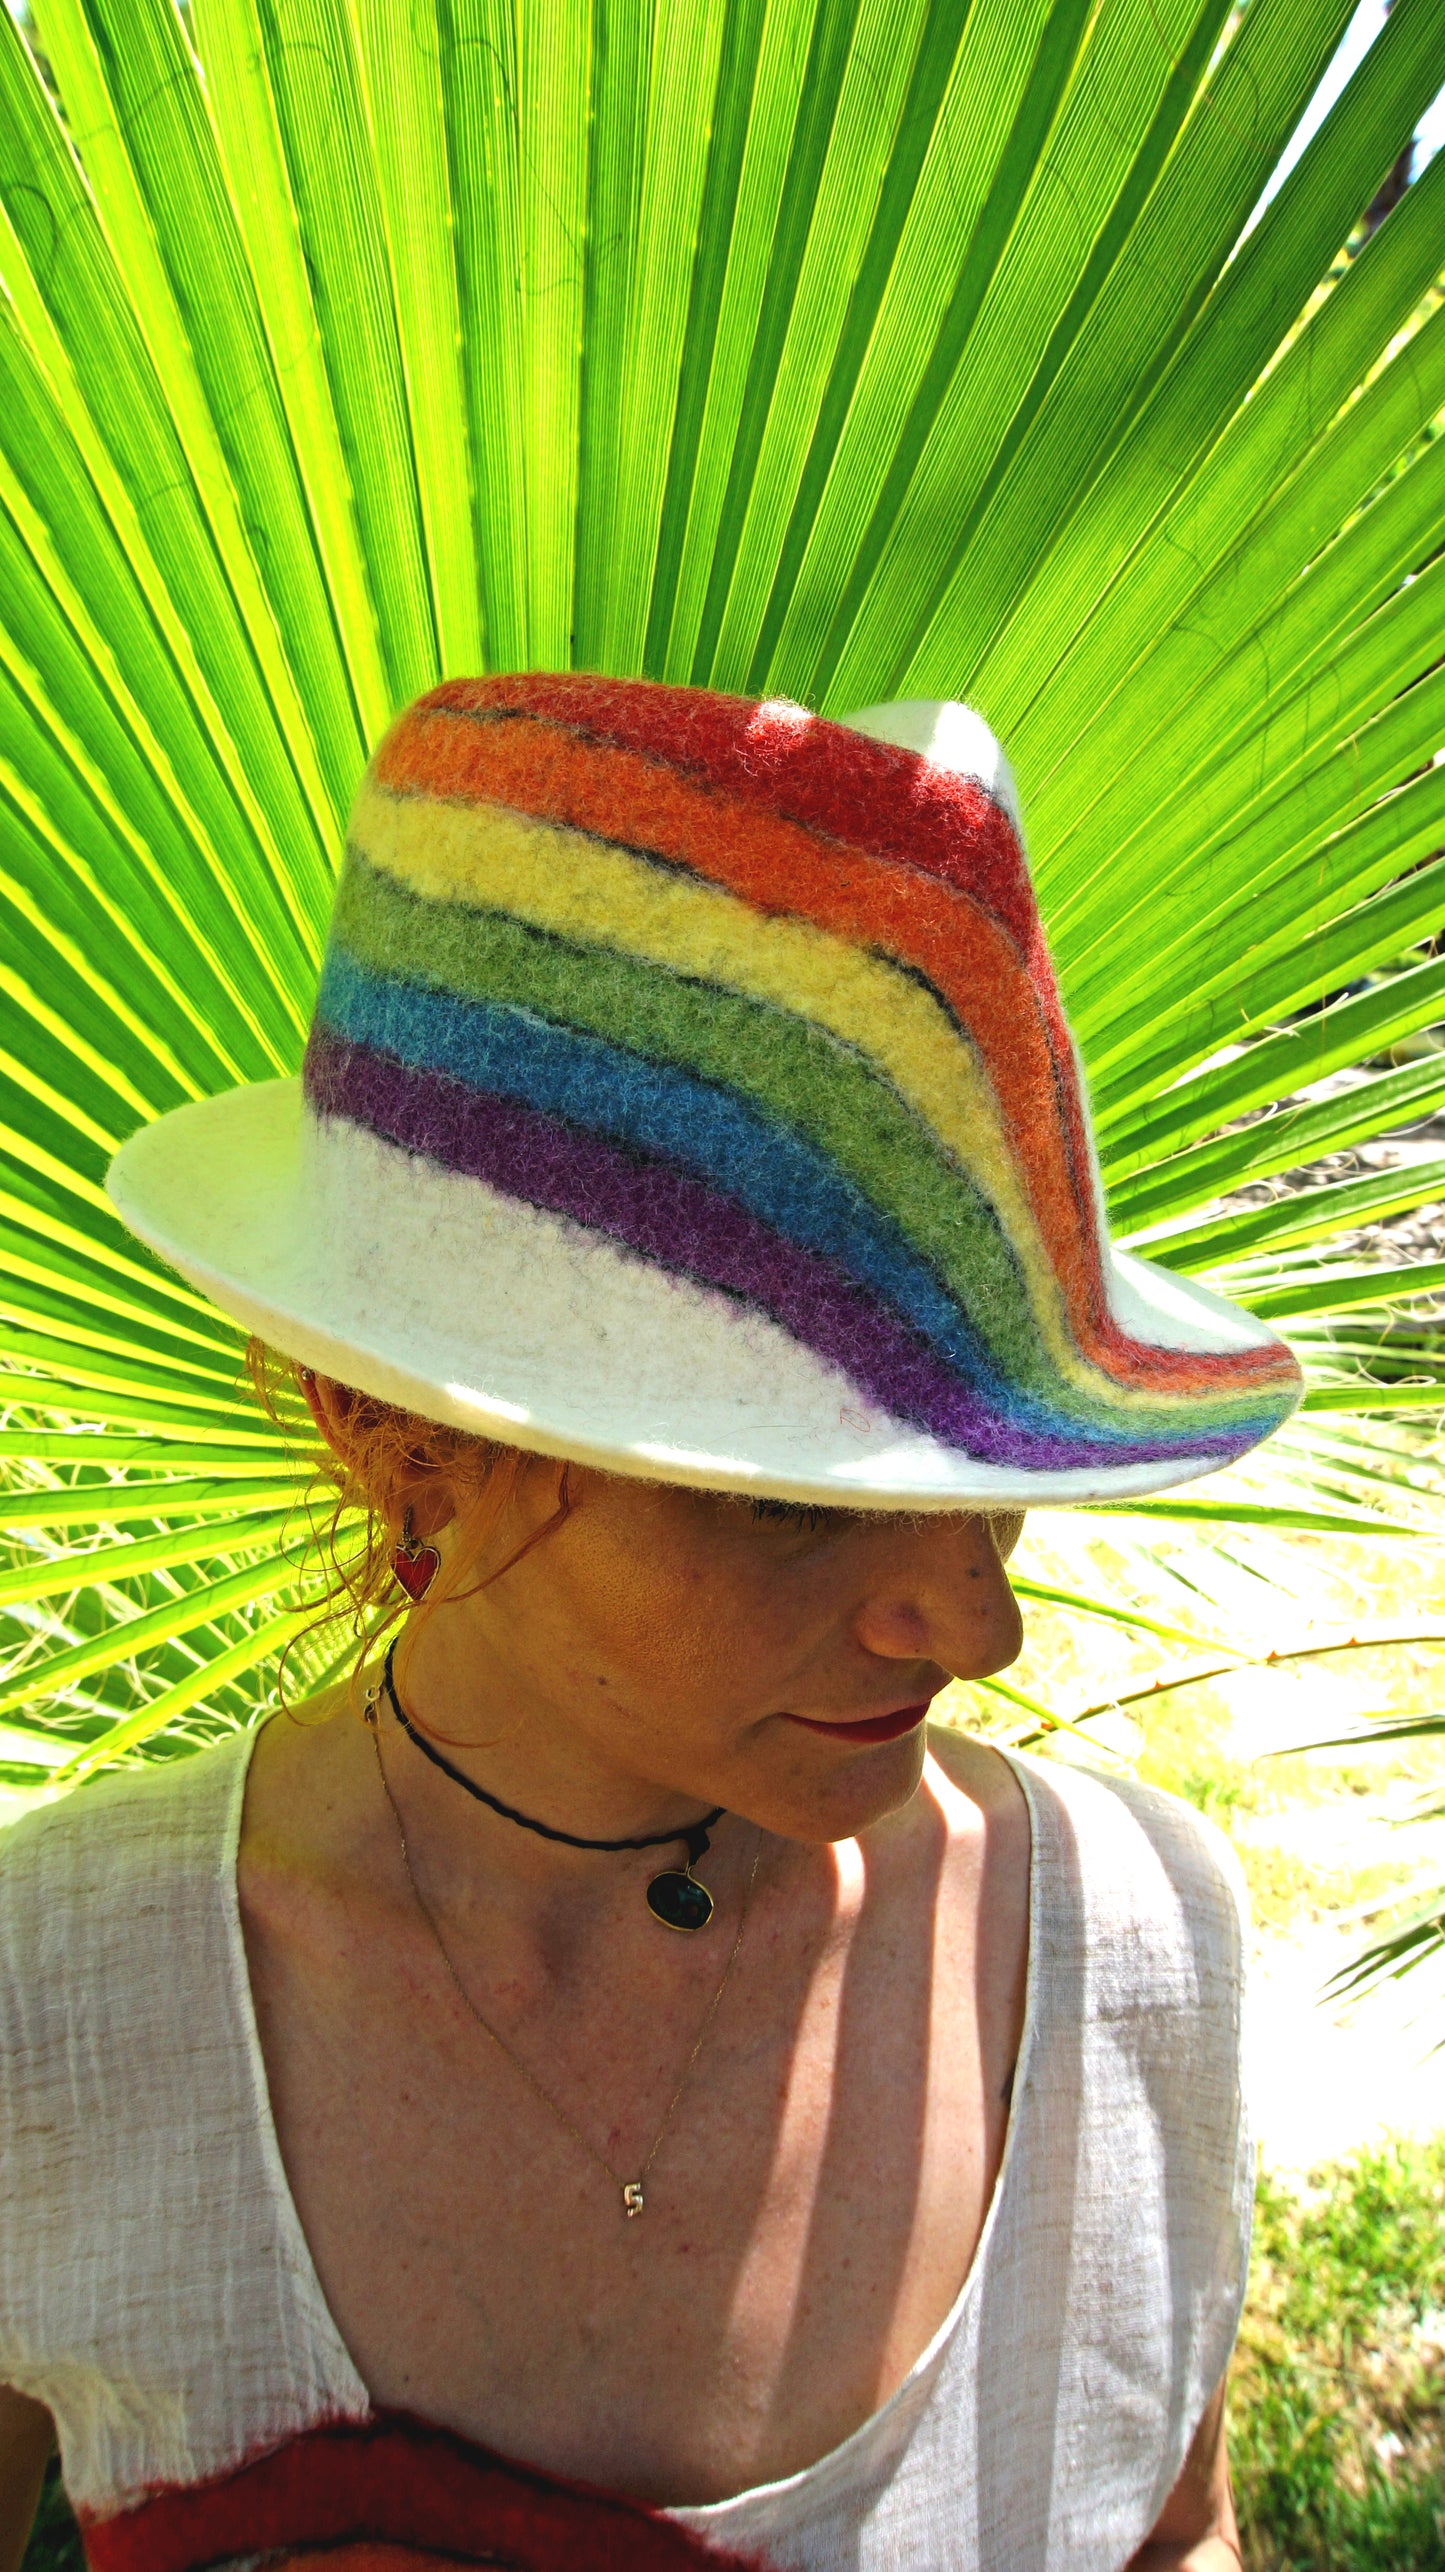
391,1507,441,1603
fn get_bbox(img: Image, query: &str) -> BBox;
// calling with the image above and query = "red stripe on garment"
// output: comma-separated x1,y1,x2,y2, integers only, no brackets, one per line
81,2411,765,2572
403,673,1038,954
371,709,1176,1381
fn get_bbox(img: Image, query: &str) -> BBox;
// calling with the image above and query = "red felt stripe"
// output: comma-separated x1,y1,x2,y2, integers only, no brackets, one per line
256,2547,461,2572
82,2412,763,2572
404,673,1038,952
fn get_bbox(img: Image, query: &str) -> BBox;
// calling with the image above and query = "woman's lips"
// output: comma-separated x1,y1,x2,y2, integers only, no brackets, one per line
783,1701,933,1744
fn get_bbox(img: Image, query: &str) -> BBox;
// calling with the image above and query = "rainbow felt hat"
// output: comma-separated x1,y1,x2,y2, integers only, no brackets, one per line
108,675,1301,1508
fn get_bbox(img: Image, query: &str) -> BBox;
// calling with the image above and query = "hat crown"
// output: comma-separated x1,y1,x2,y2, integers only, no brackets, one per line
294,673,1297,1488
840,696,1021,830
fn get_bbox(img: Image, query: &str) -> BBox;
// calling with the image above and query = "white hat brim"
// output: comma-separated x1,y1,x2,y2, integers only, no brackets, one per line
107,1081,1286,1511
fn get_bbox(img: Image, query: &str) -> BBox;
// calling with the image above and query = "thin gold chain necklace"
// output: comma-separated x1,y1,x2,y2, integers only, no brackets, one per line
365,1699,762,2220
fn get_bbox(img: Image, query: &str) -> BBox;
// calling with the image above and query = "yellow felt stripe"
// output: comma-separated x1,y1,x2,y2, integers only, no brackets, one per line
350,784,1229,1421
351,774,1063,1250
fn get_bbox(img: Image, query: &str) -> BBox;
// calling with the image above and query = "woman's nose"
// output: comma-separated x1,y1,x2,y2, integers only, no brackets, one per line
849,1515,1024,1680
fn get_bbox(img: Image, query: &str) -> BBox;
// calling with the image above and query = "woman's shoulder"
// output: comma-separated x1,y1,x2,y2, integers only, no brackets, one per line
926,1729,1246,2016
1008,1747,1248,2025
0,1726,252,1884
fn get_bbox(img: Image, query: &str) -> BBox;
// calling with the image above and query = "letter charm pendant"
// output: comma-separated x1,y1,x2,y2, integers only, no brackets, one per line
622,2181,645,2218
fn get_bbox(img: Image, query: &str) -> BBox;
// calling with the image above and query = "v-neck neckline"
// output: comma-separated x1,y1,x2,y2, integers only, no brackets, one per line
221,1720,1047,2519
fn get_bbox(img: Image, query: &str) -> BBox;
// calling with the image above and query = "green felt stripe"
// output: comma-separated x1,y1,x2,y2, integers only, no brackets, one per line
331,853,1272,1429
333,852,1039,1366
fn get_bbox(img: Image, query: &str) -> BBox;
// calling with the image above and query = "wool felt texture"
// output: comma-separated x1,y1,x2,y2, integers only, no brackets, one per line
359,710,1295,1404
302,674,1299,1477
342,792,1057,1357
411,673,1041,951
366,717,1104,1337
309,959,1271,1460
306,1026,1256,1474
83,2414,755,2572
323,853,1282,1433
342,777,1281,1410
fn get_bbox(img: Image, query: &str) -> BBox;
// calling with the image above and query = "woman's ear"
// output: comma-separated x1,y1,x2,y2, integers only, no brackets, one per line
296,1369,456,1543
296,1367,356,1459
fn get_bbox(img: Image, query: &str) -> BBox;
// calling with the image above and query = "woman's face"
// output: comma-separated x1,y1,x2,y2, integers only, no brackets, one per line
416,1459,1025,1845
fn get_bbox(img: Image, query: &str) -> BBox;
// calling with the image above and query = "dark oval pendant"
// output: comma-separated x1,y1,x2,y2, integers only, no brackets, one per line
646,1868,715,1932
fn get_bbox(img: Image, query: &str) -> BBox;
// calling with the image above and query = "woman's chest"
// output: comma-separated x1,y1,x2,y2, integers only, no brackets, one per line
244,1871,1013,2507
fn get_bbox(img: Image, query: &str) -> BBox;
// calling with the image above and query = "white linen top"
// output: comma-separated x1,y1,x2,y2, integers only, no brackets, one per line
0,1729,1251,2570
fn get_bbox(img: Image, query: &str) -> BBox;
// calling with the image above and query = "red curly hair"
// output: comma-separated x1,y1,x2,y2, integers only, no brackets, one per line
246,1338,573,1703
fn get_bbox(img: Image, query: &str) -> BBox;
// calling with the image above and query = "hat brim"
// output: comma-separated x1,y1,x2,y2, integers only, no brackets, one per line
108,1081,1291,1512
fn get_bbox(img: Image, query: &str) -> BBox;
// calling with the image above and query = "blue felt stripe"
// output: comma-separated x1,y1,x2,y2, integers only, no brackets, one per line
315,947,1222,1449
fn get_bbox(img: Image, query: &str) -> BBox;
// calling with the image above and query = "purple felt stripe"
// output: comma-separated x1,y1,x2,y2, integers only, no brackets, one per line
307,1027,1263,1471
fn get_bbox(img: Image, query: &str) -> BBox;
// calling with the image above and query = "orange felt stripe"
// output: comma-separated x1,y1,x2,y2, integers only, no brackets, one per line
372,708,1292,1395
414,672,1041,952
373,709,1112,1367
401,680,1091,1207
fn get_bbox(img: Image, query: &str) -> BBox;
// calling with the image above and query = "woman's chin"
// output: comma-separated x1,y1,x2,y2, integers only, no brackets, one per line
745,1724,931,1844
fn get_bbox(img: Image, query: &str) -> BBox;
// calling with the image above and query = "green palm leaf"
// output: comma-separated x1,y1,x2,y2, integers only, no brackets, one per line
2,0,1444,1804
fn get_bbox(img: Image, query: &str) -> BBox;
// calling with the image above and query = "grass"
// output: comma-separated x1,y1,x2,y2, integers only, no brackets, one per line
20,2459,81,2572
1233,2139,1445,2571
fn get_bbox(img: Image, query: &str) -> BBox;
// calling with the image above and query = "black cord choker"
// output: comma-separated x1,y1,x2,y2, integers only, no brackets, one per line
376,1644,724,1932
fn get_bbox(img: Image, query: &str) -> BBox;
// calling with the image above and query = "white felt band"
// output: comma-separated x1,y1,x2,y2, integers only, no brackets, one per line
107,1081,1230,1509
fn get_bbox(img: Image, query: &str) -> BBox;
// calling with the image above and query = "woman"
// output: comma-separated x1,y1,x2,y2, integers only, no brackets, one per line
0,676,1300,2570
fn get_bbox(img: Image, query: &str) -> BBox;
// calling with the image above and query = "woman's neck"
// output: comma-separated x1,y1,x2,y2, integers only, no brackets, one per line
365,1604,757,1959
